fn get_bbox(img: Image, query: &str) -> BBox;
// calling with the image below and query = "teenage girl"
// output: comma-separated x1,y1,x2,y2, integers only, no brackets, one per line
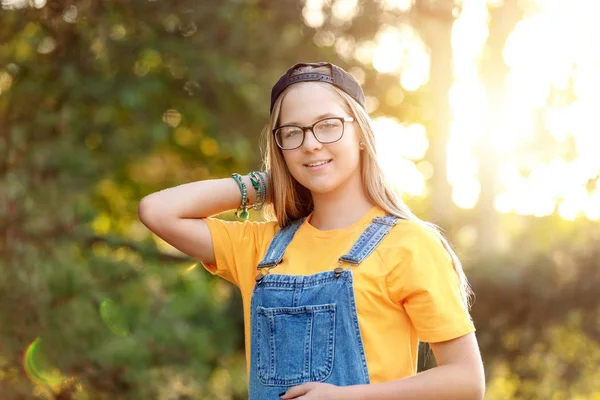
139,62,485,400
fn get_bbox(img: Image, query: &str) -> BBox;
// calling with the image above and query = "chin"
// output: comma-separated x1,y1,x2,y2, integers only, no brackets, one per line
301,179,340,195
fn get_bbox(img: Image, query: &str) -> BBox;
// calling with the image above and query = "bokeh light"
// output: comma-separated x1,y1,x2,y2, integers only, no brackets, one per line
303,0,326,28
372,24,430,92
185,263,197,274
449,0,600,219
380,0,414,13
374,117,428,196
163,109,182,128
99,299,129,337
304,0,600,220
23,338,67,386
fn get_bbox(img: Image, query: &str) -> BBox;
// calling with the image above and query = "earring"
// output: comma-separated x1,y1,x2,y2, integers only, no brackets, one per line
359,141,365,149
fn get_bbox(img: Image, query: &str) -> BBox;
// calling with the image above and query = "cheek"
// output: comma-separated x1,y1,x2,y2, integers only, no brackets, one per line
344,151,361,170
281,151,301,176
336,141,361,164
281,151,295,167
339,128,360,154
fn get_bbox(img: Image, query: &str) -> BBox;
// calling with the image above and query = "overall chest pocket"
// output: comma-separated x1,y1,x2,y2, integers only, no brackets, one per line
256,303,336,386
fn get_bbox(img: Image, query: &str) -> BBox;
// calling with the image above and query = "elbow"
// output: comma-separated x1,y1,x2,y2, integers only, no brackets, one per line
469,367,486,400
138,195,163,230
458,374,485,400
137,196,152,225
455,361,485,400
472,379,486,400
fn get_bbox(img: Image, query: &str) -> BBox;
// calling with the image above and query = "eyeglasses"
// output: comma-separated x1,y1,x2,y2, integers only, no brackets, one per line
273,116,355,150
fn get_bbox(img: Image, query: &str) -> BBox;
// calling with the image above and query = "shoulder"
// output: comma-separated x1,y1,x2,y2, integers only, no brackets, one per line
376,218,452,269
379,218,448,252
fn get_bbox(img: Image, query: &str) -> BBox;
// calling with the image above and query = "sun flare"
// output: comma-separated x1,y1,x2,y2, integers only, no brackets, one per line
305,0,600,221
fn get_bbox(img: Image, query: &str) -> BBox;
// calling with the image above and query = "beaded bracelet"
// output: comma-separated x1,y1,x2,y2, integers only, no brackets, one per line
254,171,267,210
231,173,249,219
248,172,262,210
249,171,267,211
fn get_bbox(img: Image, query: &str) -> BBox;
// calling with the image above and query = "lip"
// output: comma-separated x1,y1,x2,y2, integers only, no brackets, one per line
304,159,332,170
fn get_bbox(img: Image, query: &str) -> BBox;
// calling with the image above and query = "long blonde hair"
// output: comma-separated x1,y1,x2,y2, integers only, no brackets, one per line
260,65,473,308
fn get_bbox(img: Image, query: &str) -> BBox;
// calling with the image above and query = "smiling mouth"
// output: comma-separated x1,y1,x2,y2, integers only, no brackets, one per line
304,160,332,167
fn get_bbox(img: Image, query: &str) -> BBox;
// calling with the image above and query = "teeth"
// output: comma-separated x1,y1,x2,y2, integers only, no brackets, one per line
307,160,329,167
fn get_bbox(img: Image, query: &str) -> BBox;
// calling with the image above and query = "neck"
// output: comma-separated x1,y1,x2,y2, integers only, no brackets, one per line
309,179,376,231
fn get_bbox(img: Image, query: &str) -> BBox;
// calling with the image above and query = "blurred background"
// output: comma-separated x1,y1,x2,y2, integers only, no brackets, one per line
1,0,599,399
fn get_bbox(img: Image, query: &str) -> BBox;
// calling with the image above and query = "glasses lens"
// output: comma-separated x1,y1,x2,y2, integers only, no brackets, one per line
314,118,344,143
275,127,304,149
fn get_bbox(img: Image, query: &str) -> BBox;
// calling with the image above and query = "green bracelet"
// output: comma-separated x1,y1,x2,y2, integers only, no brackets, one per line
248,171,266,211
254,171,267,211
231,173,249,219
248,172,262,209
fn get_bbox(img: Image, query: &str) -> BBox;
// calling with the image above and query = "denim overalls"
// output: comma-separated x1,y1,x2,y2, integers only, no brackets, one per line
248,214,400,399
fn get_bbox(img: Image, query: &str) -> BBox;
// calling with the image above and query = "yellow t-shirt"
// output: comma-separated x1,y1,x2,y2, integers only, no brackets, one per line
202,206,475,384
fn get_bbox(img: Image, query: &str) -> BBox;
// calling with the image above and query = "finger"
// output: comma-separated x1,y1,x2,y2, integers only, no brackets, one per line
280,383,311,399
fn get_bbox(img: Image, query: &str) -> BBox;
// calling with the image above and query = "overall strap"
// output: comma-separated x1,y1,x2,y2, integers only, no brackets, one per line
338,214,400,265
257,217,306,268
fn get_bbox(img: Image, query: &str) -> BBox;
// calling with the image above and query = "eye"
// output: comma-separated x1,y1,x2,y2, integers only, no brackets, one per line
285,130,301,138
318,119,342,130
279,128,301,138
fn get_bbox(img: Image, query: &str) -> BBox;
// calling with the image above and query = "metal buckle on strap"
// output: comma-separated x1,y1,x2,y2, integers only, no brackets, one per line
333,261,345,278
255,265,276,283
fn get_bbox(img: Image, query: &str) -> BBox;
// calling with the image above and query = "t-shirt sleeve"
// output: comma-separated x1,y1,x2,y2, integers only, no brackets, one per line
201,217,278,287
385,223,475,343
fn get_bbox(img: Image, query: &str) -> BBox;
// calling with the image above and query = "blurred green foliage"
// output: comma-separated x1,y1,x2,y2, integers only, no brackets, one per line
469,217,600,399
1,1,599,399
0,1,336,398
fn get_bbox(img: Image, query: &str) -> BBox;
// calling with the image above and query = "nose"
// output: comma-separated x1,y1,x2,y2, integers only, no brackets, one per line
301,128,322,151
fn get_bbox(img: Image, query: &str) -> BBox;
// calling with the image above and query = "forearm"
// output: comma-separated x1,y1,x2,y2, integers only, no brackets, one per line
341,364,485,400
139,173,266,220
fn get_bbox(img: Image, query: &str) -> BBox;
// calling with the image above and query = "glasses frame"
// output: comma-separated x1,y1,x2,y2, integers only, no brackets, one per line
272,116,355,150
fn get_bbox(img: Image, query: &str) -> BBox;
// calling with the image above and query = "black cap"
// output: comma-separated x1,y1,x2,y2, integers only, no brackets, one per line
270,62,366,114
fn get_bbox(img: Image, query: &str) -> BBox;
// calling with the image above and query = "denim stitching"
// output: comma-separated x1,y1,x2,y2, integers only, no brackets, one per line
255,304,336,386
317,305,336,382
255,305,265,381
359,225,387,259
340,215,399,264
258,304,336,314
345,225,382,262
256,272,351,288
345,272,371,383
353,225,387,261
305,310,312,379
269,313,276,379
342,223,381,263
250,215,402,394
258,218,305,268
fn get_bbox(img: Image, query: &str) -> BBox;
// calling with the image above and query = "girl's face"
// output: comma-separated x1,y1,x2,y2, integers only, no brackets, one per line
277,82,363,197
